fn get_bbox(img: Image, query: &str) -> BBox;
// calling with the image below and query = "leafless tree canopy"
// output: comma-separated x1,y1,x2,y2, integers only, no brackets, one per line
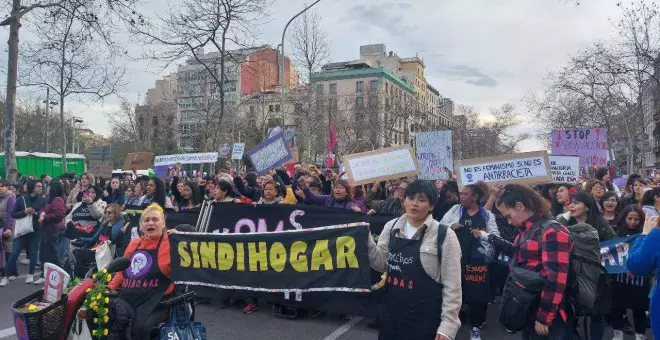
288,10,330,85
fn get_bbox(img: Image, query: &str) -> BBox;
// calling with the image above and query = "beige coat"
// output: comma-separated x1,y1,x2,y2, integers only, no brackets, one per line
368,214,462,340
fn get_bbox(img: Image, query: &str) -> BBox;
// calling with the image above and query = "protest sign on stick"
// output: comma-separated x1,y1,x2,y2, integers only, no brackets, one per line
343,145,419,186
247,134,293,175
122,152,154,171
549,155,580,184
551,128,608,167
455,151,552,187
415,130,453,180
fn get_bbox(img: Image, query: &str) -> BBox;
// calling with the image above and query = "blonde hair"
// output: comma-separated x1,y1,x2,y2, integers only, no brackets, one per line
140,203,165,224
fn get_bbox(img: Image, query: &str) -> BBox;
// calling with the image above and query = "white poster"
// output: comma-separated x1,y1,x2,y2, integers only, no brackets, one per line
415,130,453,180
343,145,419,186
154,152,219,166
218,143,231,158
549,155,580,184
232,143,246,160
456,151,552,187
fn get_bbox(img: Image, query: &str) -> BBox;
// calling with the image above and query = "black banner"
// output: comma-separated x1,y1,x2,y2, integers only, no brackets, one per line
170,225,372,293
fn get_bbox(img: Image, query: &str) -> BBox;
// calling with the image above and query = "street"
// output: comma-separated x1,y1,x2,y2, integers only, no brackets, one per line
0,262,650,340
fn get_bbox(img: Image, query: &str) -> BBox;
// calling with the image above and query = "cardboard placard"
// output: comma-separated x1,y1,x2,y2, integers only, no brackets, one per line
88,161,113,178
415,130,453,180
551,128,608,167
287,147,300,164
549,155,580,184
122,152,154,171
455,151,552,187
247,133,293,175
232,143,246,160
342,145,420,186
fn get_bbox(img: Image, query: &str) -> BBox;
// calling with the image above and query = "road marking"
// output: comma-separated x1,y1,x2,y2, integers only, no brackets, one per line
0,327,16,339
322,316,363,340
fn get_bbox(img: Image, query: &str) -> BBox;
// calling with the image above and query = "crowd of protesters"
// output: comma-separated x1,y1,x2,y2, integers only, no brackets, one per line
1,162,660,340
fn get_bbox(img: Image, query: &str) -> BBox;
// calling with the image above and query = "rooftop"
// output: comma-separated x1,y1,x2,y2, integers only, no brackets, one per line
312,65,415,93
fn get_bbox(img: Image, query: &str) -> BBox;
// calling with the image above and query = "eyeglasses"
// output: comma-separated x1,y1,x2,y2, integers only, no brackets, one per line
104,211,114,215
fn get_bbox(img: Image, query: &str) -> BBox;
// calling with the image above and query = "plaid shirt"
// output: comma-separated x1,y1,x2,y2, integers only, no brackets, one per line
513,215,572,325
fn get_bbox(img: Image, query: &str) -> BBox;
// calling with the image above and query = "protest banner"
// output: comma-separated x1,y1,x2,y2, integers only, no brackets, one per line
170,224,372,293
88,161,113,178
286,147,300,164
154,152,219,167
551,128,608,167
343,145,419,186
122,152,154,171
600,234,641,274
248,133,293,175
415,131,453,180
549,155,580,184
455,151,552,187
218,143,231,159
232,143,246,160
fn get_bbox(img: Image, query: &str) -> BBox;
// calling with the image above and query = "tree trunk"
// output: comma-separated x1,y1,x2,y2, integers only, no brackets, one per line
60,97,67,173
3,0,21,182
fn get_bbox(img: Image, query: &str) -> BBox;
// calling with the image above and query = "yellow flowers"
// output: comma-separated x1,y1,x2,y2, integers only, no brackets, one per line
27,304,37,312
106,274,112,281
103,315,109,323
103,329,108,336
104,297,109,304
92,273,97,279
86,288,91,293
92,330,97,336
84,269,114,340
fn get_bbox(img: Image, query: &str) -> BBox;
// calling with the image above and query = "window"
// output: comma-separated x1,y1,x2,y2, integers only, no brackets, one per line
355,96,364,108
249,106,255,114
356,81,364,93
275,104,280,112
329,83,337,95
370,80,378,91
152,116,158,126
385,98,390,110
385,83,389,94
294,103,303,114
329,99,338,112
316,84,324,96
269,105,274,112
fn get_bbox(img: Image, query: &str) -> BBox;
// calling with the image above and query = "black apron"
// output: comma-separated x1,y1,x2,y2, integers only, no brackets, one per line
379,226,443,340
458,212,491,304
65,203,100,240
119,234,171,338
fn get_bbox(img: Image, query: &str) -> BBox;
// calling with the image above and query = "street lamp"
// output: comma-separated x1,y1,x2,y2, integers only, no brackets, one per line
42,94,58,153
279,0,322,126
71,117,83,154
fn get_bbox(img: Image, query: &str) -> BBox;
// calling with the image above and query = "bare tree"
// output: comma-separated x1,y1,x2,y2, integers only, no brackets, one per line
288,10,329,85
0,0,139,180
133,0,272,144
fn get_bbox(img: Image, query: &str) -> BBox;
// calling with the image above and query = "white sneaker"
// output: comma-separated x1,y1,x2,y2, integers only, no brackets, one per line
471,327,481,340
613,330,624,340
20,258,30,265
635,334,647,340
33,278,44,285
7,276,17,281
0,277,8,287
25,274,33,284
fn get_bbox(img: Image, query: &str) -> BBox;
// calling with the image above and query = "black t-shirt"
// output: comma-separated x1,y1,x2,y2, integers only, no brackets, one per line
456,210,487,265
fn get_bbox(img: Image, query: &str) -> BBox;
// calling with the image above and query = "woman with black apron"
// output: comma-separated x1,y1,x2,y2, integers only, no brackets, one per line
368,180,462,340
108,203,173,339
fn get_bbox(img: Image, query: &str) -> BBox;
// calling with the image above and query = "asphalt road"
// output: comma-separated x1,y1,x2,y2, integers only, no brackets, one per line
0,262,652,339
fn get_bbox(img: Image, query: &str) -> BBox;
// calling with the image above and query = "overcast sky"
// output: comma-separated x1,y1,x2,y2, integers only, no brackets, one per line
2,0,626,152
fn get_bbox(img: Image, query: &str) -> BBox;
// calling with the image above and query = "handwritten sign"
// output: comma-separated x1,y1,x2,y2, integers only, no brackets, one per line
122,152,154,171
551,128,608,167
343,145,419,186
88,161,113,178
218,143,231,159
549,155,580,184
415,130,453,180
455,151,552,187
286,147,300,164
463,264,487,283
247,134,293,175
232,143,245,160
154,152,219,166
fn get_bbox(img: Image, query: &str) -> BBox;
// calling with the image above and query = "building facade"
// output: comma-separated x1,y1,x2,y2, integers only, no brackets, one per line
137,73,179,154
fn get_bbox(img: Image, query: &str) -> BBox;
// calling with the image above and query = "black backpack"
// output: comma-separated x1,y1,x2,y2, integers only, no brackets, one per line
534,220,602,316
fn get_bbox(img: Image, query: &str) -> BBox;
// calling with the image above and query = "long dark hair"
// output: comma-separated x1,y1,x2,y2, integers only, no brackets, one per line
497,184,550,216
641,187,660,207
615,204,645,236
568,192,601,227
461,184,485,208
48,180,65,203
148,177,167,208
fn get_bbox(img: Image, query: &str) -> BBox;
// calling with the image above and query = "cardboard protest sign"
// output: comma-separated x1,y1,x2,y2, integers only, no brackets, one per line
122,152,154,171
218,143,231,159
232,143,246,160
154,152,219,167
286,147,300,164
549,155,580,184
88,161,113,178
170,224,371,293
551,128,608,167
455,151,552,187
343,145,419,186
247,134,293,175
415,130,453,180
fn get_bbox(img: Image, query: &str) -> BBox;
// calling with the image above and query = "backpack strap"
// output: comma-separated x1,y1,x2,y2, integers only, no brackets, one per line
437,223,448,255
533,219,562,245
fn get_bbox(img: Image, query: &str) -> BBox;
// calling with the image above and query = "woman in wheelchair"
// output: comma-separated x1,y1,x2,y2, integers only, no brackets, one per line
107,203,174,339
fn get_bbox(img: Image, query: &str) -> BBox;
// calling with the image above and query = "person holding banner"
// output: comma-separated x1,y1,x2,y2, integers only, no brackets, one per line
439,184,499,340
368,180,462,340
627,215,660,340
611,205,650,340
298,179,362,213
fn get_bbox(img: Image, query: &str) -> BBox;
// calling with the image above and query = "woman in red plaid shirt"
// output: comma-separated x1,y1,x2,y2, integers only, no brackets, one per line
494,184,573,339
